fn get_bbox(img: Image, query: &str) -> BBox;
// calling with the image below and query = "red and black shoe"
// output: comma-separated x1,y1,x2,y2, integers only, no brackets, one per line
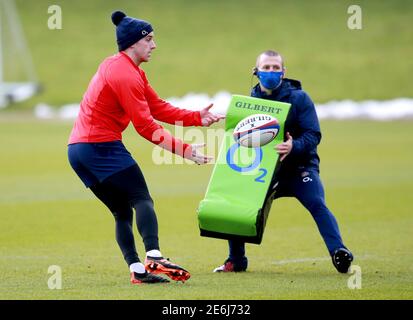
213,259,247,272
144,256,191,282
130,271,169,284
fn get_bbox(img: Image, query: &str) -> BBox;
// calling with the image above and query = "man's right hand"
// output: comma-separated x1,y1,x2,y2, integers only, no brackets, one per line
275,132,293,161
199,104,226,126
185,143,213,165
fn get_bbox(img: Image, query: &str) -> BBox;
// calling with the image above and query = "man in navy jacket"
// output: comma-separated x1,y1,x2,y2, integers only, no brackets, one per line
214,50,353,274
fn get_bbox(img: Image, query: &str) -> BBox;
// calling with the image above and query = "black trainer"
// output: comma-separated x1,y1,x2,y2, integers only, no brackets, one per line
332,248,353,273
130,271,169,284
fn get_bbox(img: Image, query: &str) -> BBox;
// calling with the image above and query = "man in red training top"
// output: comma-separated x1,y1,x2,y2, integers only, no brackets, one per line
68,10,224,285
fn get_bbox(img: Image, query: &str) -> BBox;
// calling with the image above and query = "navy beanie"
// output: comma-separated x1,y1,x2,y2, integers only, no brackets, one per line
111,11,153,51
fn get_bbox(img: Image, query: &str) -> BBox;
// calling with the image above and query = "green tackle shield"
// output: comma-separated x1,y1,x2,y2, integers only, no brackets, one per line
197,95,291,244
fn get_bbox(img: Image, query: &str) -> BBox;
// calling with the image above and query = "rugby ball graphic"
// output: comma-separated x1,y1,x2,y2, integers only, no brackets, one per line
233,114,280,148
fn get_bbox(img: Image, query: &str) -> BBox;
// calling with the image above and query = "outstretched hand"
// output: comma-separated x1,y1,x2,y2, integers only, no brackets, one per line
275,132,293,161
185,143,213,165
199,104,225,126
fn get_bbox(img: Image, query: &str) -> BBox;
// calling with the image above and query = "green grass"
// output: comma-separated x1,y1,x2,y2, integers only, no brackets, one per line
4,0,413,111
0,117,412,299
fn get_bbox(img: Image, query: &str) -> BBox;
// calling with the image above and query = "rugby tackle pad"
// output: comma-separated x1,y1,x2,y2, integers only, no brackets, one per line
197,95,291,244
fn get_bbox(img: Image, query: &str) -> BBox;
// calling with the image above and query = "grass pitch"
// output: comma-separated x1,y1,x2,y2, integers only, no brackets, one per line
0,117,412,299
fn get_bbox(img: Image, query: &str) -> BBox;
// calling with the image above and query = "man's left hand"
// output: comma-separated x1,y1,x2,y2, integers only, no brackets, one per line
199,103,225,126
275,132,293,161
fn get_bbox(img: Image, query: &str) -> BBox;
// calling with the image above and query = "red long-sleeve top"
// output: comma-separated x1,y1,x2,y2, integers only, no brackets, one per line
68,52,202,157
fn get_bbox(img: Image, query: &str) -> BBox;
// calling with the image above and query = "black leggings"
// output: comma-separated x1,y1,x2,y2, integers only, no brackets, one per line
90,164,159,266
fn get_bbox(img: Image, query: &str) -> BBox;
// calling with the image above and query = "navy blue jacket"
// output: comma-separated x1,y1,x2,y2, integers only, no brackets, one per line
251,78,321,173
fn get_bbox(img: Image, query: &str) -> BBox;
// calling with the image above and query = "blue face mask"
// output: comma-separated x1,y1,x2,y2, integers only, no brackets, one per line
257,71,284,90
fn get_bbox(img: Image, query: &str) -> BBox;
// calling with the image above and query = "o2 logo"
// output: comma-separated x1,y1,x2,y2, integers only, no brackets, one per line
226,143,267,183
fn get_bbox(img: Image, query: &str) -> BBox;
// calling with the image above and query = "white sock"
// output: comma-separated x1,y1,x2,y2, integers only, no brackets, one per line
129,262,146,274
146,249,162,258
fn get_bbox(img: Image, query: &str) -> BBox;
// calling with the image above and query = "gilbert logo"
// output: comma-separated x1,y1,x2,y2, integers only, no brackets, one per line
142,30,148,35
